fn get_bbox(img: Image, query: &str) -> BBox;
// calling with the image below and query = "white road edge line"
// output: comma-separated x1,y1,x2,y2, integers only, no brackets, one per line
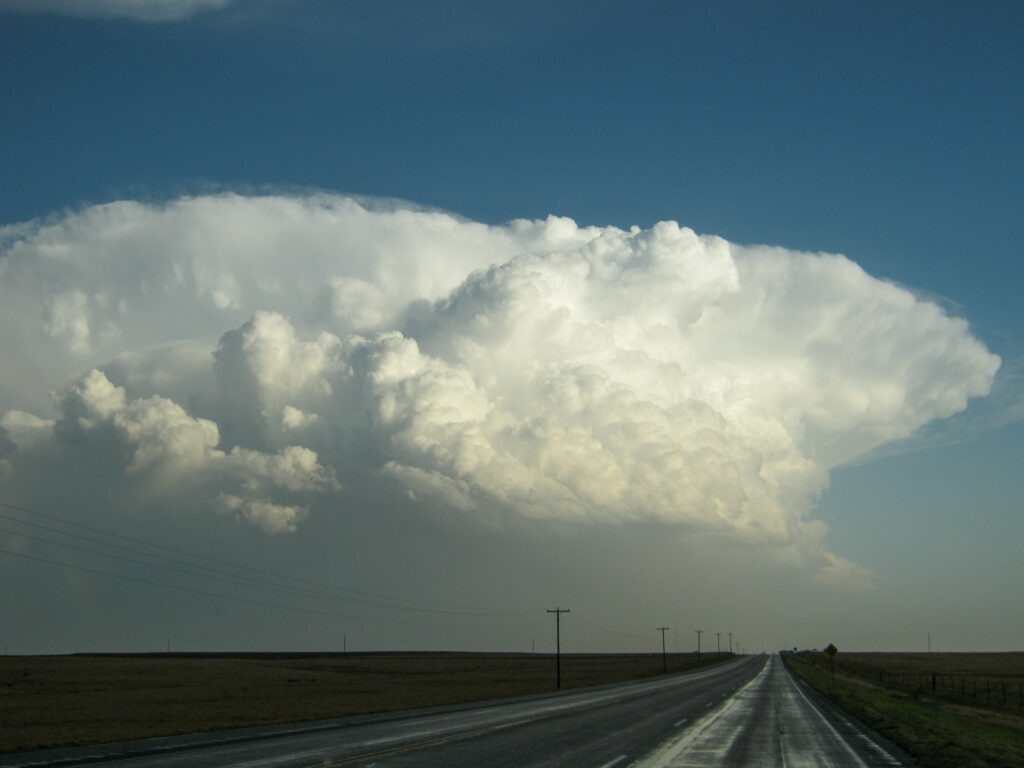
673,718,688,727
782,660,903,768
596,756,628,768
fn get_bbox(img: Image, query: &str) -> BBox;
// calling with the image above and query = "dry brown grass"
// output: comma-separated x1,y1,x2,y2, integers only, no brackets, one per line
0,651,730,753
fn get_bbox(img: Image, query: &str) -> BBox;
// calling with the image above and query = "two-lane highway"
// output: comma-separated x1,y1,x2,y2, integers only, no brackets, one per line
633,655,910,767
1,655,915,767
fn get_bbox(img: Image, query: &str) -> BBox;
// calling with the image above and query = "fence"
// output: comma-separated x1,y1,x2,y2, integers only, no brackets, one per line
792,653,1024,713
871,669,1024,709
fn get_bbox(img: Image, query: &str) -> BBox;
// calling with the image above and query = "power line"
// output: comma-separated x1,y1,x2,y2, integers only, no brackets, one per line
0,499,508,615
0,509,300,594
0,546,538,631
573,616,649,646
0,521,506,617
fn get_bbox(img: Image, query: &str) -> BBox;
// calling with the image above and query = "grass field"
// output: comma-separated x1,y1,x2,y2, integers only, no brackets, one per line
827,651,1024,714
0,650,730,753
784,651,1024,768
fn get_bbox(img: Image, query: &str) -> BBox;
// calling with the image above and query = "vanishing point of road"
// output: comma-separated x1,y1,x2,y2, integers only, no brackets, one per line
2,654,915,767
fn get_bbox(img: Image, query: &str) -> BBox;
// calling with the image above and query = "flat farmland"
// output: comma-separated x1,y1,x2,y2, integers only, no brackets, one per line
0,651,730,753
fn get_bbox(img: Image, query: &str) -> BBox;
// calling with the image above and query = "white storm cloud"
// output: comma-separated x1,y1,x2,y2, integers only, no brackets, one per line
3,367,336,534
0,193,1001,577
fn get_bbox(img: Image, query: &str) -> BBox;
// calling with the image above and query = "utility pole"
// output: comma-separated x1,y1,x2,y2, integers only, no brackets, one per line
728,632,734,654
715,632,721,654
695,629,703,656
547,607,570,689
927,633,931,653
657,627,670,673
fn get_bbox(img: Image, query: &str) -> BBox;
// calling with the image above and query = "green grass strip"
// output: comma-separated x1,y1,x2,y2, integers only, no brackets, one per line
784,654,1024,768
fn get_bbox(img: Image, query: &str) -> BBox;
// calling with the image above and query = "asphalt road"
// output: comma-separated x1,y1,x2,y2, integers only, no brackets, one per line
3,655,915,768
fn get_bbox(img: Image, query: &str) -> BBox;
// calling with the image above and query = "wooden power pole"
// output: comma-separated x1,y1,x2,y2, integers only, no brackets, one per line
547,607,570,689
657,627,670,672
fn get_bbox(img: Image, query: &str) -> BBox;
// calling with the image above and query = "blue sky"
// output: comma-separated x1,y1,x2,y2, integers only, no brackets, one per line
3,2,1021,349
0,0,1021,654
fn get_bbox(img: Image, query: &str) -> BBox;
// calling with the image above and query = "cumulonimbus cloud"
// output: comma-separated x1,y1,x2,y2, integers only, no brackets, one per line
0,193,1001,578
